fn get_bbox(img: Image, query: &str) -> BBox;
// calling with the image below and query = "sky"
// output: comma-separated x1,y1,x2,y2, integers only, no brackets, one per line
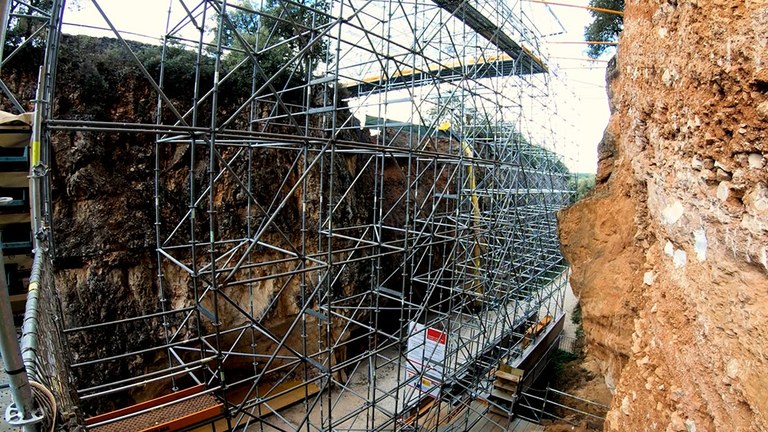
62,0,611,173
541,2,612,173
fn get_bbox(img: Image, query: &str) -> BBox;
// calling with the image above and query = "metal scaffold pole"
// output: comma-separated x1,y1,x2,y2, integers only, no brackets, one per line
2,0,582,430
0,237,41,431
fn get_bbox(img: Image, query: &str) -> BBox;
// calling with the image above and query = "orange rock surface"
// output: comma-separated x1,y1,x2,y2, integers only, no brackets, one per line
558,1,768,430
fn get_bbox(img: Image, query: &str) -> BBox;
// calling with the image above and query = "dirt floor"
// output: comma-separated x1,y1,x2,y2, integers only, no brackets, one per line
540,354,613,432
539,285,613,432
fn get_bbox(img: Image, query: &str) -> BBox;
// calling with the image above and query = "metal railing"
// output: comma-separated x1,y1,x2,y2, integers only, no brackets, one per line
518,386,608,426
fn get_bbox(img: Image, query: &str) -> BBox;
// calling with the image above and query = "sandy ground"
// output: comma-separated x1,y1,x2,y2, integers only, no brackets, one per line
226,346,408,431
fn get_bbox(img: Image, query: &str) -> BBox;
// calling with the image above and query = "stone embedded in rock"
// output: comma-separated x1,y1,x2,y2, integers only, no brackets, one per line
673,249,687,268
747,153,765,169
643,271,655,285
716,181,730,201
693,229,707,262
661,201,685,225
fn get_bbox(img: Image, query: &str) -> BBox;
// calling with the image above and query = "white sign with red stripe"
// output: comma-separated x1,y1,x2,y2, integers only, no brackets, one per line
406,322,447,381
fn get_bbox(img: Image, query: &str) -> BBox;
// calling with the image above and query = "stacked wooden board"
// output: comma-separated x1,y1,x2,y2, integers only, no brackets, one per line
489,364,523,416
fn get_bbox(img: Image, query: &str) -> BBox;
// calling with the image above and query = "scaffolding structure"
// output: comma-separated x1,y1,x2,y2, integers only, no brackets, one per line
1,0,575,430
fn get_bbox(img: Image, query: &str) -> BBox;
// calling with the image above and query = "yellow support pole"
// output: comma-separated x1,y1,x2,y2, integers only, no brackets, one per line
462,140,483,301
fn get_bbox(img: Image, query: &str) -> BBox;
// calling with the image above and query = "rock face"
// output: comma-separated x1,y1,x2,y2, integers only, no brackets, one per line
1,35,379,415
558,1,768,430
11,35,483,416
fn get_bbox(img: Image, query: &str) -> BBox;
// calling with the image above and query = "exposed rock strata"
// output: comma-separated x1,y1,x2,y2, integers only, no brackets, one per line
5,35,469,415
4,35,378,414
559,1,768,430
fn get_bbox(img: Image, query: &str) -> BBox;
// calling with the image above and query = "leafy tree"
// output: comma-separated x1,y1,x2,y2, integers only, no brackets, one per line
262,0,329,70
4,0,53,49
568,173,596,202
584,0,624,59
215,0,330,85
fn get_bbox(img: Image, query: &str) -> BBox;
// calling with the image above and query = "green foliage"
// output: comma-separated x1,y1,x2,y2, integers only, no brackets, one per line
424,95,521,142
4,0,53,49
52,36,215,121
55,36,145,119
549,348,578,377
137,43,215,100
215,0,330,86
584,0,624,59
424,94,486,136
423,95,570,174
521,144,569,174
569,173,595,202
571,304,582,326
263,0,329,67
570,303,586,358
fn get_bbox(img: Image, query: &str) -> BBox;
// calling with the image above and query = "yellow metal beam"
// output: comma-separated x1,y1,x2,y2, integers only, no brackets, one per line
525,0,624,15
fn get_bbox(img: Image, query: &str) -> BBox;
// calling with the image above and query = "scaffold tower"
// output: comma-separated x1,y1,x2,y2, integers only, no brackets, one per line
0,0,577,430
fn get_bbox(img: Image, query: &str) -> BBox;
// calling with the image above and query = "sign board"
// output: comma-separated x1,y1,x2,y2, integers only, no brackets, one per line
404,322,447,396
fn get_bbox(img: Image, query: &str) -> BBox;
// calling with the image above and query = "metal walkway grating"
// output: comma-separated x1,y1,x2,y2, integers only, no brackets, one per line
86,386,223,432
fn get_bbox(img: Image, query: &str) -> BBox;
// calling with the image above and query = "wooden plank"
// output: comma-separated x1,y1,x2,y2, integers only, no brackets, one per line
190,381,322,432
414,400,459,430
526,316,552,337
0,131,31,148
0,213,30,225
0,171,27,188
490,388,516,402
467,414,494,432
498,363,524,375
489,404,512,417
3,253,33,267
10,293,26,314
509,417,545,432
247,380,321,416
495,370,522,382
521,315,554,349
401,397,436,427
89,393,222,432
485,411,514,431
493,380,518,393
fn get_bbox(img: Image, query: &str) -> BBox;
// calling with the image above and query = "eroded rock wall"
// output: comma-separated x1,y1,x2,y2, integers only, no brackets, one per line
558,1,768,430
1,35,379,414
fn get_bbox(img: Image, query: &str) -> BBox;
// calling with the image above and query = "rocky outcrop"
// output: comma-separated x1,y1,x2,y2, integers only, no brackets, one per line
559,1,768,430
13,34,496,416
1,35,379,415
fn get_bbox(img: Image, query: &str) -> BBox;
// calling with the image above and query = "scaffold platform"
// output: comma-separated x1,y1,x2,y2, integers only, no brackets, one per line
85,385,224,432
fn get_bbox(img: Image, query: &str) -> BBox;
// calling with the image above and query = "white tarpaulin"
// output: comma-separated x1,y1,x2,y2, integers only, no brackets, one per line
0,111,32,148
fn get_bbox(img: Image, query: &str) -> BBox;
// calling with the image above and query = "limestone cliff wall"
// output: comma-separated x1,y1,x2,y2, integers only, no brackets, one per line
558,1,768,430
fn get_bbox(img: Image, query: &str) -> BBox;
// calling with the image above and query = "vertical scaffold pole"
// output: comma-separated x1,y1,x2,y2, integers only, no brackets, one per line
0,233,42,431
